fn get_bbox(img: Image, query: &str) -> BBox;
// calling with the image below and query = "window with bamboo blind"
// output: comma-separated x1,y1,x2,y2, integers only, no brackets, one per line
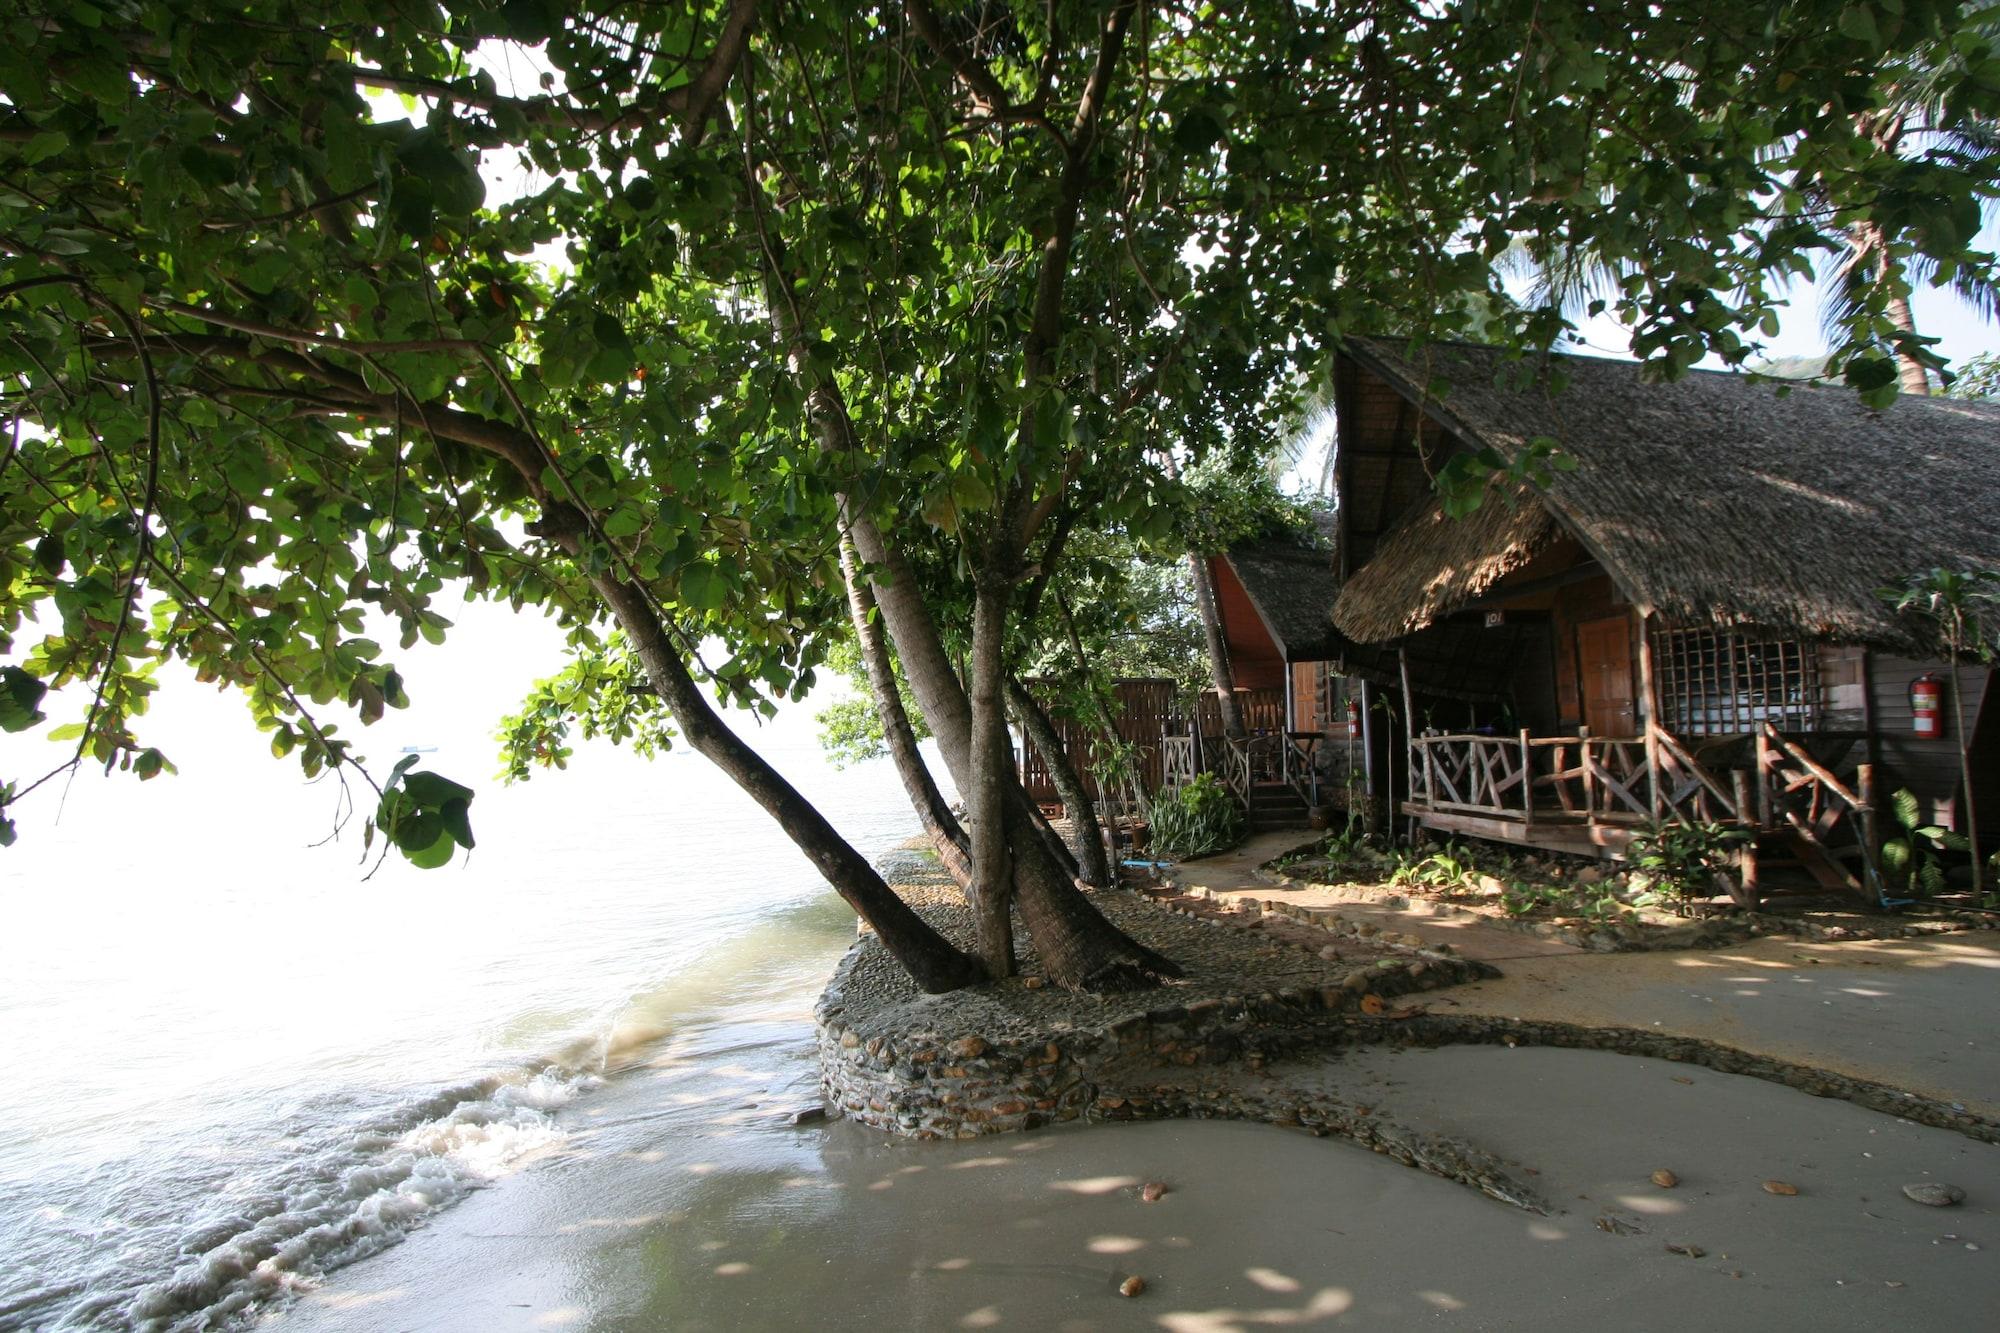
1649,627,1821,735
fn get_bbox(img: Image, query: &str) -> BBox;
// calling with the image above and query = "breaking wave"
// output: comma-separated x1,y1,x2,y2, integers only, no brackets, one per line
12,1069,593,1332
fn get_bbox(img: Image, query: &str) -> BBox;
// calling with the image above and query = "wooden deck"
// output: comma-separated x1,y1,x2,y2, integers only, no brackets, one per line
1403,724,1884,904
1400,804,1641,857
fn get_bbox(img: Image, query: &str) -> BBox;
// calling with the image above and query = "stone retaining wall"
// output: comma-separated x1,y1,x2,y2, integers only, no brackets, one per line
816,941,1487,1141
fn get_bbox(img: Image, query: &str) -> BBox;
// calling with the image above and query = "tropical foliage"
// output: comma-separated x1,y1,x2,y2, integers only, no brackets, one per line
3,0,1998,986
1146,772,1245,859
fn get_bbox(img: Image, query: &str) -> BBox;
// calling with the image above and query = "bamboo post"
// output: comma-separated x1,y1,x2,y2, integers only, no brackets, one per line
1638,614,1663,822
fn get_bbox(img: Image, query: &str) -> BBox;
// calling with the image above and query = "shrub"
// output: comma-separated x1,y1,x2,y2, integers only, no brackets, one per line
1627,821,1748,913
1147,773,1247,859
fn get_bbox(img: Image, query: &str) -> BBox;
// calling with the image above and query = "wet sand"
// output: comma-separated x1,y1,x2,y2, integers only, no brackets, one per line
275,1038,1999,1331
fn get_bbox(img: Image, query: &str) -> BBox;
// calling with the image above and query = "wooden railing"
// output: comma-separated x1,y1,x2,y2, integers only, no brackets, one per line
1406,723,1885,903
1196,687,1287,737
1754,723,1882,899
1160,734,1197,794
1412,729,1662,826
1203,732,1322,811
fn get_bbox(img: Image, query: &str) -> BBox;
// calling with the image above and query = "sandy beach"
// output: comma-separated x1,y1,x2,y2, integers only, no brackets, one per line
273,931,2000,1331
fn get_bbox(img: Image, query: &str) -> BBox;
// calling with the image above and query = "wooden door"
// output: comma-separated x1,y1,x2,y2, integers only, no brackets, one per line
1578,616,1637,736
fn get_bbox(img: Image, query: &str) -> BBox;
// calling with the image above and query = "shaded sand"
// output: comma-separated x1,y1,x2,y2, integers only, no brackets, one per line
275,1039,1998,1331
1437,934,2000,1118
1174,833,2000,1115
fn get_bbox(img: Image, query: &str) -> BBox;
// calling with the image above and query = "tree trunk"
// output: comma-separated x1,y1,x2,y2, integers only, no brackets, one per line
838,535,973,889
1026,793,1086,881
1007,676,1114,887
966,577,1017,976
1862,221,1932,396
587,564,984,994
845,515,1180,988
1055,588,1153,824
1189,549,1247,739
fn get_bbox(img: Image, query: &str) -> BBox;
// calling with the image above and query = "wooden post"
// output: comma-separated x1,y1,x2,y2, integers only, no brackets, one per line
1857,761,1881,900
1359,679,1378,817
1399,648,1417,842
1520,728,1535,829
1754,727,1773,829
1638,614,1663,823
1579,725,1597,821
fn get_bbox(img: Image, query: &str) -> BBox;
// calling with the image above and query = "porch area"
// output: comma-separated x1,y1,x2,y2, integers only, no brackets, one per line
1403,721,1884,905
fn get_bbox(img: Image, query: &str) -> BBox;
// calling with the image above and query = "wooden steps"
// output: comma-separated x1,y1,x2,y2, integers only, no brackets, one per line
1245,780,1311,832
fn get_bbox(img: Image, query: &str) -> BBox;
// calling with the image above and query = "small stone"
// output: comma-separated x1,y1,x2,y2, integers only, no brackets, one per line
1671,1076,1694,1085
1319,945,1340,960
1119,1276,1146,1298
1022,976,1045,990
1762,1180,1799,1196
1901,1182,1965,1208
1140,1181,1168,1202
1665,1243,1706,1258
947,1036,988,1060
1651,1169,1680,1189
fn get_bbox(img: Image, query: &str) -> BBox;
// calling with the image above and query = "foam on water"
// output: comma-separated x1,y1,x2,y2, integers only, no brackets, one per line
108,1069,591,1332
0,618,930,1332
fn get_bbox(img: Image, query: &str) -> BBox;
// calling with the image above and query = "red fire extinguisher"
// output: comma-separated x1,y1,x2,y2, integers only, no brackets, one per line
1345,697,1363,739
1912,674,1944,740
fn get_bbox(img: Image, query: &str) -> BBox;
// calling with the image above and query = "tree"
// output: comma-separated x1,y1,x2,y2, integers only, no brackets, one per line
5,0,1998,994
1817,7,2000,395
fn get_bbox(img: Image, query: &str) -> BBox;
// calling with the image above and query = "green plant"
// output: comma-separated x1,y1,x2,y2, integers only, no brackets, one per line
1317,813,1378,859
1879,568,1999,899
1628,822,1750,915
1880,787,1972,897
1147,773,1248,860
1499,879,1562,917
1388,843,1476,891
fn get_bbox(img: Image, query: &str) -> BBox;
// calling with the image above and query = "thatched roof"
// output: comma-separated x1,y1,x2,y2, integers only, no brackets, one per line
1224,511,1346,661
1332,484,1561,643
1332,339,2000,652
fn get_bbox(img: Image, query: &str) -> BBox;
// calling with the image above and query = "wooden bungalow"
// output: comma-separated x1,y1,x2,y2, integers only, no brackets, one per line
1185,514,1359,826
1326,337,2000,904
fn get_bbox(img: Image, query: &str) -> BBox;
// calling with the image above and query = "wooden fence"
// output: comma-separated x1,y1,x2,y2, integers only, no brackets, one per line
1018,678,1191,810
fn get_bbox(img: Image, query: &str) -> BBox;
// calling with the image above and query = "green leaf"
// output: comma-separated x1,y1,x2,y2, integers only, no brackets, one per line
440,796,475,849
678,563,726,611
1838,4,1881,45
403,825,458,868
18,130,68,165
0,666,47,733
401,769,475,807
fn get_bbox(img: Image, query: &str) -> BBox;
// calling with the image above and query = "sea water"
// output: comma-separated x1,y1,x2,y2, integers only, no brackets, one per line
0,603,925,1329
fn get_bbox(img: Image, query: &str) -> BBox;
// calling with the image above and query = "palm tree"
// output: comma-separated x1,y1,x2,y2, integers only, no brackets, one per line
1799,10,2000,392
